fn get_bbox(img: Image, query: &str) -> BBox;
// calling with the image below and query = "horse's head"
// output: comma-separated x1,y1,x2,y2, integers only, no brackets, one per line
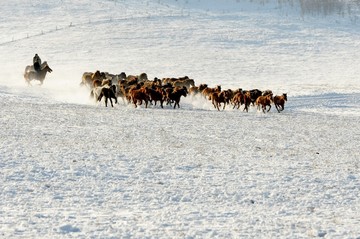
47,65,53,73
283,93,288,101
46,66,53,73
42,61,53,73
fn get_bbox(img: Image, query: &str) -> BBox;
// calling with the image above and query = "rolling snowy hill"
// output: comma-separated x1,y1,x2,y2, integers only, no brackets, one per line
0,0,359,238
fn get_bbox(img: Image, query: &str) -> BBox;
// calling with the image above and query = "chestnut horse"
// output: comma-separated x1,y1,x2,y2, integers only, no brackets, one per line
273,93,287,113
147,87,165,108
129,86,150,108
232,91,244,110
256,94,273,113
210,90,231,111
243,91,252,112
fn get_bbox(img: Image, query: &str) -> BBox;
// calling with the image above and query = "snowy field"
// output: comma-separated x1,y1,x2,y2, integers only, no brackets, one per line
1,0,360,238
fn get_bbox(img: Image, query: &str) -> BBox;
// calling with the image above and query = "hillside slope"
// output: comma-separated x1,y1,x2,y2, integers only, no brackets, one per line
0,1,359,238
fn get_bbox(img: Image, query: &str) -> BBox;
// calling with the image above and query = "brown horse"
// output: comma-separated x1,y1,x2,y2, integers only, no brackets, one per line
243,91,252,112
202,85,221,99
273,93,287,112
172,78,195,89
232,91,244,110
129,87,150,108
80,72,93,88
256,94,273,113
138,72,148,82
91,70,106,82
147,87,165,108
210,90,231,111
24,61,52,85
188,83,207,96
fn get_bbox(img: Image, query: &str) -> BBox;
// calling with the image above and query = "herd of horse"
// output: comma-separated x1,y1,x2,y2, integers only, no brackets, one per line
81,70,288,113
22,63,287,113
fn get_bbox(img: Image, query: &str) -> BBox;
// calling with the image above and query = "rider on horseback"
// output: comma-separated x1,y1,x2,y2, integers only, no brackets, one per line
33,54,41,72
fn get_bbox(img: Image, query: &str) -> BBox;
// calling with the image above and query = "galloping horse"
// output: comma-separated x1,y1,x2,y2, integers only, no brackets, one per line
256,94,273,113
273,93,287,112
24,61,52,85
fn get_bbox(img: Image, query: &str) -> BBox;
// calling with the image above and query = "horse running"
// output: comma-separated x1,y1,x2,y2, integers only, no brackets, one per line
273,93,287,113
97,85,118,107
256,94,273,113
24,61,52,85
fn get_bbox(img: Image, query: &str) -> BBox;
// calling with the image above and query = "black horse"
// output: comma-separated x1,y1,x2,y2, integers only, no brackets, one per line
97,85,118,107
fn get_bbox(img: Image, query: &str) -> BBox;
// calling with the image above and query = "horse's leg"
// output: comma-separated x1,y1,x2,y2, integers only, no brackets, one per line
212,99,217,108
237,102,241,109
105,98,108,107
174,100,179,109
216,102,220,111
277,104,281,113
267,104,271,112
109,98,113,107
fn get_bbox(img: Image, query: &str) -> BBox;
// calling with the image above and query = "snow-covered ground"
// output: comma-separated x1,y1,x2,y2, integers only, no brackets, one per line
0,0,359,238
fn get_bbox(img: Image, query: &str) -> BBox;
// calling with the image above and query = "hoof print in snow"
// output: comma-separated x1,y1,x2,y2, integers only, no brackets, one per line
60,224,81,234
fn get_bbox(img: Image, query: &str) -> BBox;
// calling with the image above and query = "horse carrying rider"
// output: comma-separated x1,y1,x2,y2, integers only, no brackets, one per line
33,53,41,72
